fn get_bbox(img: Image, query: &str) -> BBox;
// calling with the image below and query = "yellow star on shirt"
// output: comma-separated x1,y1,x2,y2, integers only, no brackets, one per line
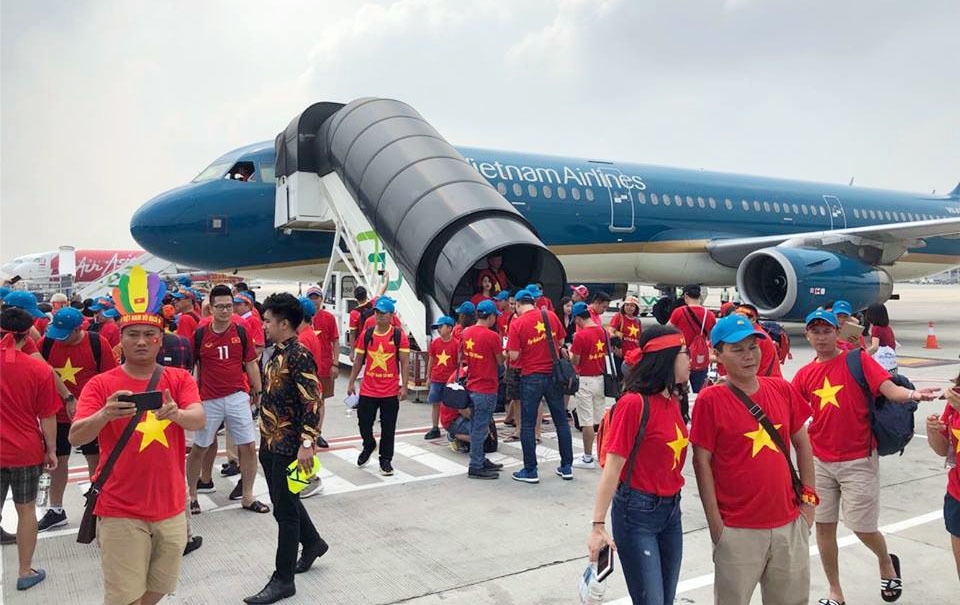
465,338,475,351
743,423,783,457
367,343,395,372
627,325,640,338
594,340,605,352
535,321,546,334
55,358,83,385
952,427,960,454
813,377,844,410
666,424,689,470
135,412,172,452
435,350,451,367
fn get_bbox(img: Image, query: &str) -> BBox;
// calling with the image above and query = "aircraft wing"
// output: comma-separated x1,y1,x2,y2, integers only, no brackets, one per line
706,217,960,268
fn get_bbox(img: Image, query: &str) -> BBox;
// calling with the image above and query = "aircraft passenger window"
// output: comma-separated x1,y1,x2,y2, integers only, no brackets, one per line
884,211,892,220
742,200,749,211
773,202,781,213
763,202,771,212
557,186,567,200
820,207,827,216
782,204,790,214
754,201,762,212
709,198,716,209
586,188,595,201
542,185,552,198
792,204,799,214
528,184,538,198
259,163,276,183
801,205,808,215
686,196,695,207
497,182,507,195
674,195,683,206
227,161,256,182
870,210,878,219
638,192,646,204
572,188,581,200
512,183,523,197
853,208,860,219
723,198,732,210
650,193,658,205
899,212,907,221
664,195,672,206
697,197,705,208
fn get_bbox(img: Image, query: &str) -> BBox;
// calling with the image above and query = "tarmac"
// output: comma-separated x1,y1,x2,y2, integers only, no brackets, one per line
2,283,959,604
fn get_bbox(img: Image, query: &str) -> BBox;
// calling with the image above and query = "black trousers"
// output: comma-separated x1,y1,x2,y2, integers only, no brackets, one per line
259,446,322,582
357,395,400,463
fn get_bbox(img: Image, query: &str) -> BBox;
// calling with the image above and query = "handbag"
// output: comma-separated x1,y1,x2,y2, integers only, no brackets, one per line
602,332,620,399
441,342,470,410
77,366,164,544
483,419,499,453
542,310,579,395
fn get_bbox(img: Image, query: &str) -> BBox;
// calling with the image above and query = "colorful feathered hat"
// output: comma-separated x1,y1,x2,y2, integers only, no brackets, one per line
110,265,167,330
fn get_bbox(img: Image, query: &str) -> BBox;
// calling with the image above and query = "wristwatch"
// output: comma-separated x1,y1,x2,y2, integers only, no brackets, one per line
62,394,76,402
302,439,313,449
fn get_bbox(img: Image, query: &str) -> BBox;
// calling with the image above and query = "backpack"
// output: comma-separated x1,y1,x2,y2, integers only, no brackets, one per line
845,350,917,456
42,332,103,372
360,326,402,374
355,302,376,335
684,307,710,371
193,324,249,385
597,394,650,469
760,320,790,362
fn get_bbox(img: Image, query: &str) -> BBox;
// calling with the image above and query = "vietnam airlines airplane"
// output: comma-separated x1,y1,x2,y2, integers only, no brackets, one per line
130,99,960,322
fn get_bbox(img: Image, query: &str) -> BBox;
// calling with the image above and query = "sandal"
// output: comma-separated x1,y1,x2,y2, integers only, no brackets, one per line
503,435,520,443
243,500,271,514
880,553,902,602
189,500,201,515
818,600,845,605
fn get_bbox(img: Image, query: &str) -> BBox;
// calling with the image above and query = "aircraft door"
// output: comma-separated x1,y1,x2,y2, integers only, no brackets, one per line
822,195,847,229
598,167,635,233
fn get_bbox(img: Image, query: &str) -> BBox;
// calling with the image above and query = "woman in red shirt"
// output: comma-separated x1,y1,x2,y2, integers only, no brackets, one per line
925,370,960,582
469,274,496,307
587,326,690,605
865,303,897,374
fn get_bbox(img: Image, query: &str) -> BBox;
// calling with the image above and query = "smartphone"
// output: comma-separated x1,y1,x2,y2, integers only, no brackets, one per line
596,544,614,582
118,391,163,411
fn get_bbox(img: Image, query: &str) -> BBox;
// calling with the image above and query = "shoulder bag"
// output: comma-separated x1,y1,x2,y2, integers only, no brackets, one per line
542,310,579,395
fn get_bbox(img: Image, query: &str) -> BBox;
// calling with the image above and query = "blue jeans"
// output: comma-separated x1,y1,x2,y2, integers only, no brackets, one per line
519,373,573,471
468,391,497,471
611,487,683,605
689,369,708,393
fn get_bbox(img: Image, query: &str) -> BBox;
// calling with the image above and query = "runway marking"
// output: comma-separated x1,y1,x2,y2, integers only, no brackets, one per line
605,509,944,604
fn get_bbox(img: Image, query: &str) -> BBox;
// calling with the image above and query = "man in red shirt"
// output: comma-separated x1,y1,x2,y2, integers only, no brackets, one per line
424,316,459,440
569,284,589,304
691,314,815,605
462,300,506,479
89,297,122,348
476,253,509,293
668,284,716,393
506,289,573,483
70,271,205,605
347,297,409,476
568,302,608,469
0,308,59,591
586,291,610,331
526,282,554,312
452,301,475,340
714,304,782,379
234,291,266,354
37,307,118,533
792,309,938,605
172,289,201,344
306,287,341,431
186,285,266,515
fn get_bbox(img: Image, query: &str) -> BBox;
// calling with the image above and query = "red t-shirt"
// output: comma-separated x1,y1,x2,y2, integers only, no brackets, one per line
461,324,502,395
75,366,200,521
242,312,265,347
297,325,324,373
496,312,513,339
610,314,641,353
939,403,960,501
570,324,607,376
195,323,258,401
606,393,688,496
176,312,199,344
440,368,465,429
35,316,50,336
477,268,508,293
311,309,340,373
44,332,119,422
348,303,370,334
355,327,410,398
428,336,460,383
690,377,811,529
0,341,61,467
535,296,554,312
506,308,565,376
792,350,890,462
717,327,782,379
668,305,716,353
469,293,494,307
99,320,121,348
870,325,896,349
362,313,402,334
21,337,39,355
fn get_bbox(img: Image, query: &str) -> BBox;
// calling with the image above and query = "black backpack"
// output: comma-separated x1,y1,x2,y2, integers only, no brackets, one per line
356,302,376,335
845,350,916,456
42,332,102,372
360,326,402,374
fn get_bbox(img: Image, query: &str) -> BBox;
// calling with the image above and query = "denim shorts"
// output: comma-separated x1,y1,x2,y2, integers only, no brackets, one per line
428,381,445,404
446,415,472,437
946,493,960,538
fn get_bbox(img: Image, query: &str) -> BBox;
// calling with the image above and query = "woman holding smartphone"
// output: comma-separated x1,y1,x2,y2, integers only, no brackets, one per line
925,371,960,582
587,325,690,604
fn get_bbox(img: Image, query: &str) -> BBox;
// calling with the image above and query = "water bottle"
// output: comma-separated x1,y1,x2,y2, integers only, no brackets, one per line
344,403,353,418
578,564,606,604
37,473,51,508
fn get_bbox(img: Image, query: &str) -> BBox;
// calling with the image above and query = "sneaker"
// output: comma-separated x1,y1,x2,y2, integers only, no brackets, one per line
229,480,243,501
196,479,216,493
511,468,539,484
482,459,504,471
468,468,499,480
220,460,240,477
300,476,323,499
556,465,574,480
16,568,46,591
572,456,597,469
424,427,441,440
37,509,67,532
316,435,329,449
183,535,203,556
357,449,373,467
1,528,17,545
380,461,394,476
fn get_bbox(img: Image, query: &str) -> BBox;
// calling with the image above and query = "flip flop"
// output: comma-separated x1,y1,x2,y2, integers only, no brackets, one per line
503,435,520,443
880,553,902,602
242,500,271,514
818,599,845,605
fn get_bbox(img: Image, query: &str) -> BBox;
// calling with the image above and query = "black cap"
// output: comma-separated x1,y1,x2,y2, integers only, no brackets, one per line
682,284,702,298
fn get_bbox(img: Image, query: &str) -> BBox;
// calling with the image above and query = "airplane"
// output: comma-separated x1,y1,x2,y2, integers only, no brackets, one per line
2,249,144,286
130,118,960,323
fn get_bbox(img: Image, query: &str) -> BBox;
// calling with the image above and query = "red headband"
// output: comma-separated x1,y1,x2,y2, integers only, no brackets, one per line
624,333,685,366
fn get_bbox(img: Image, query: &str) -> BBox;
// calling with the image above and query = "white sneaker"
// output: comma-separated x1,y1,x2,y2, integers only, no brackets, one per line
300,476,324,499
572,457,597,469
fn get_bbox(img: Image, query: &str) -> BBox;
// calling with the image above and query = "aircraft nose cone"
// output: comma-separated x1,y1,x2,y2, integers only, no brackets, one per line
130,184,196,263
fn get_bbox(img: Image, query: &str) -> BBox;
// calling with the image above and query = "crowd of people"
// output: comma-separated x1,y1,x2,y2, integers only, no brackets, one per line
1,271,959,604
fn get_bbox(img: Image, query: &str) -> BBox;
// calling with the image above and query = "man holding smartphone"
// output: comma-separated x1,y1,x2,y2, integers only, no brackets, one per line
70,269,205,605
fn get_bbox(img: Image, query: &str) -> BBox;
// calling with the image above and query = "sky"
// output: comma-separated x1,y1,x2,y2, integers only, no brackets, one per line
2,0,958,260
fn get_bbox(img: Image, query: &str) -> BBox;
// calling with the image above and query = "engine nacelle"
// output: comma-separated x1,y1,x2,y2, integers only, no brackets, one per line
736,247,893,320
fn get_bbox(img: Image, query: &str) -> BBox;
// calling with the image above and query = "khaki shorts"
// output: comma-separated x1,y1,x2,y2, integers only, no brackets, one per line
571,375,606,426
814,452,880,532
98,513,187,605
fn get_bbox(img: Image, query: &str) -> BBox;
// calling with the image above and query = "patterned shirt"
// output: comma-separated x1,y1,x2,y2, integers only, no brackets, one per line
260,336,322,456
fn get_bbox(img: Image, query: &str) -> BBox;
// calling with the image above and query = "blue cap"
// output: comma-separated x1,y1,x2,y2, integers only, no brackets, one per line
233,292,254,306
298,296,316,320
476,300,501,316
831,300,853,316
0,287,11,299
45,308,84,340
374,297,396,314
177,276,192,286
102,308,121,319
515,289,535,302
805,309,839,328
571,301,590,317
495,290,511,301
454,301,475,315
431,315,455,329
525,284,543,297
3,290,45,318
88,296,114,311
711,315,768,347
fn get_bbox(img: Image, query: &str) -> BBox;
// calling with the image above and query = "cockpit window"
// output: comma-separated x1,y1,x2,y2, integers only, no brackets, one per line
259,162,276,183
192,162,232,183
226,161,256,182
